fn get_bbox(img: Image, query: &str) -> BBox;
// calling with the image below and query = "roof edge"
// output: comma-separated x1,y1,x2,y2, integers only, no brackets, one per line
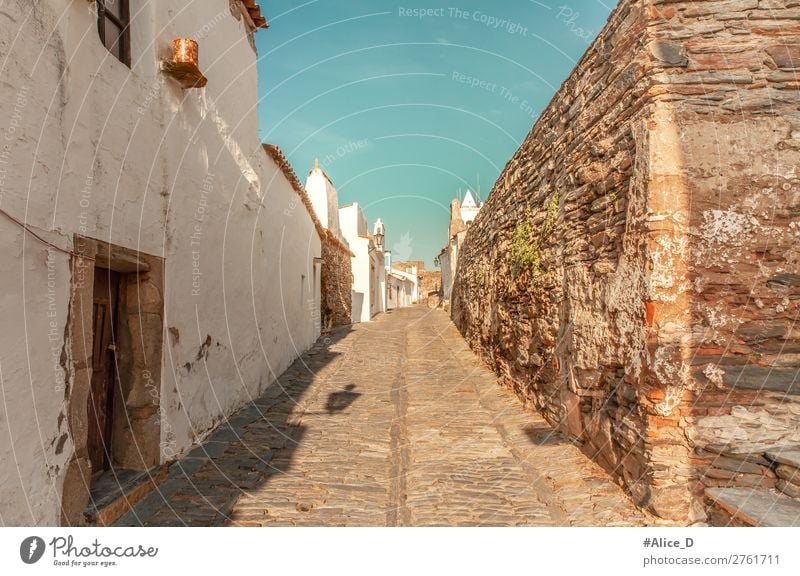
262,143,324,241
241,0,269,29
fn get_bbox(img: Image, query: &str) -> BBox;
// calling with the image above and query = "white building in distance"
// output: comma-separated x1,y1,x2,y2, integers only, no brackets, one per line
339,204,386,323
438,190,482,302
385,253,421,310
460,189,481,225
305,159,344,242
387,270,416,309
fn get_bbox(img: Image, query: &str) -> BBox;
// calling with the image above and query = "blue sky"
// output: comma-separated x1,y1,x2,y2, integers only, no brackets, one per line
256,0,616,267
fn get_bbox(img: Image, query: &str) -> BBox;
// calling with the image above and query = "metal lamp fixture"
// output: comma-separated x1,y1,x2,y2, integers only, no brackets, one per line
172,38,199,67
373,218,386,250
161,37,207,89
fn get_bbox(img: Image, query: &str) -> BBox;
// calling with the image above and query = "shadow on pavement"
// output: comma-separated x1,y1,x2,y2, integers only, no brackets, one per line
116,326,353,526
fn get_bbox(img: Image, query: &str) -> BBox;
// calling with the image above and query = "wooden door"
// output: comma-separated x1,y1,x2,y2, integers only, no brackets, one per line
87,268,120,475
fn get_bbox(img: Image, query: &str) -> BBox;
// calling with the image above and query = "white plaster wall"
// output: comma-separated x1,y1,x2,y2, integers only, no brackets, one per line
305,167,341,240
443,232,465,300
349,238,370,323
370,249,386,316
386,274,413,309
339,204,372,323
0,0,321,525
340,203,385,320
403,279,413,307
461,207,480,224
386,275,397,310
388,269,417,307
378,259,386,312
439,244,453,299
387,271,413,310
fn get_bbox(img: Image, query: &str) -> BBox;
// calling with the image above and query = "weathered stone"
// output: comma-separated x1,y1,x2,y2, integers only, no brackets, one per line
450,0,800,525
320,233,353,329
777,479,800,498
60,456,91,526
766,449,800,468
683,1,758,18
721,366,800,395
649,40,688,67
705,487,800,527
706,454,771,475
767,45,800,70
767,273,800,288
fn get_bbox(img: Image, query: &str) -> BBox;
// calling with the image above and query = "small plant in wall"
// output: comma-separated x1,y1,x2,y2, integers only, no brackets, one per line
510,210,540,278
509,191,560,278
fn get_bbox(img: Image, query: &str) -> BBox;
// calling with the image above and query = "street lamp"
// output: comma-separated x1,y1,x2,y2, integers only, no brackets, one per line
373,218,385,251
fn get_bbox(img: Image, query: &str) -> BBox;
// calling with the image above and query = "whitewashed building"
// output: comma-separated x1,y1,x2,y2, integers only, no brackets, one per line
460,189,481,225
305,159,344,242
0,0,324,526
386,271,418,310
383,252,419,310
304,159,354,329
438,190,482,301
386,272,415,310
339,204,386,323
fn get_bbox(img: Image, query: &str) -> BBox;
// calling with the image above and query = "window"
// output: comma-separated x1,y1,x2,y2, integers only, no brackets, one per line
97,0,131,67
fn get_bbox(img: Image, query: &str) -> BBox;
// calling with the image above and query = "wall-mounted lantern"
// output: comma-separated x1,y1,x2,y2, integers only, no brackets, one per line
373,218,386,251
160,38,207,89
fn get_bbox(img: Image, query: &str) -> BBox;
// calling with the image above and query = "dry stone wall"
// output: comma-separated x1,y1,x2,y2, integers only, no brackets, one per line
452,0,800,523
420,270,442,303
321,232,354,329
651,0,800,514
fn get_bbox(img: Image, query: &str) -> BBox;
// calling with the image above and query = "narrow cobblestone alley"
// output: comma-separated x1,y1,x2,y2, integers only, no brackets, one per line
118,307,648,527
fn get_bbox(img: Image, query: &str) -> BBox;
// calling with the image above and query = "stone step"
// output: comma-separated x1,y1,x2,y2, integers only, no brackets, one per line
84,466,168,526
705,487,800,527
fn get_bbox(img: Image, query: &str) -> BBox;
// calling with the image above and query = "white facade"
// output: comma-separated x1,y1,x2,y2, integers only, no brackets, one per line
460,189,482,225
0,1,321,525
439,191,480,301
386,272,415,310
339,203,385,323
386,268,419,310
305,159,343,241
439,234,462,301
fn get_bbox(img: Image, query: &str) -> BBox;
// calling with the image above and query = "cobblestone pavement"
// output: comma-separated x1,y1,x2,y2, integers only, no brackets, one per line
119,306,649,526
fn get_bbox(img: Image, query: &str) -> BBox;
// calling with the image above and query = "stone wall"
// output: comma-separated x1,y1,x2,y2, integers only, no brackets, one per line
321,232,354,328
650,0,800,516
420,270,442,303
451,0,800,523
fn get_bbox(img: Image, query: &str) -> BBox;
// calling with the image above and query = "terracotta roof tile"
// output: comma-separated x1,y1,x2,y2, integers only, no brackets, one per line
241,0,269,29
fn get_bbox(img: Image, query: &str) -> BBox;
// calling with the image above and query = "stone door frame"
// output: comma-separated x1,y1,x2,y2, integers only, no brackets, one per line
60,235,165,525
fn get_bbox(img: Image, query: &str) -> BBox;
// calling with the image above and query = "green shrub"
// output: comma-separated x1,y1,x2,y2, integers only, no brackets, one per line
509,192,559,278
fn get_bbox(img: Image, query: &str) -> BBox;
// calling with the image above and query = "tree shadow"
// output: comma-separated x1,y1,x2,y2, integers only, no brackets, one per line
324,384,361,415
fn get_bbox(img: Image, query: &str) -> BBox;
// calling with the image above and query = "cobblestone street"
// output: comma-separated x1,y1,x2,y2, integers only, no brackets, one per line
119,307,648,527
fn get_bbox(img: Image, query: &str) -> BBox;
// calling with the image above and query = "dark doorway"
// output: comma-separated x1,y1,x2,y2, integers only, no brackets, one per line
87,267,121,476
